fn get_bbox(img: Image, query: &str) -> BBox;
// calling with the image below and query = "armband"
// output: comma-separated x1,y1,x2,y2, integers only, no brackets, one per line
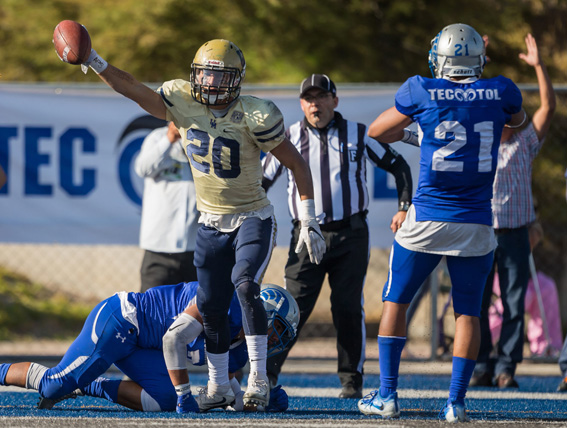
398,201,411,212
504,110,527,129
401,129,420,147
81,49,108,75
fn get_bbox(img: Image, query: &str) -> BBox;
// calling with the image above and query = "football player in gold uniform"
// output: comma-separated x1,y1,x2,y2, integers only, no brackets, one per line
57,36,325,413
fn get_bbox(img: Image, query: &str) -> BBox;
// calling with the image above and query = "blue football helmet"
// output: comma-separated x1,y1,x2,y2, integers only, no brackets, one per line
428,23,486,79
261,284,300,358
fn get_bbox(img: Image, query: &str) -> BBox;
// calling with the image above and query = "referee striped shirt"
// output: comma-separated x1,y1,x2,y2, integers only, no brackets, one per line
262,112,412,224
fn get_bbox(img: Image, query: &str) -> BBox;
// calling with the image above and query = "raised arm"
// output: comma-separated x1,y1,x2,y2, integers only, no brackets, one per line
519,33,555,140
54,25,167,120
96,62,167,120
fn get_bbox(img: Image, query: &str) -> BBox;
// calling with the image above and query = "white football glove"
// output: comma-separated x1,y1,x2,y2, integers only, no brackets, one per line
81,49,108,75
295,199,326,265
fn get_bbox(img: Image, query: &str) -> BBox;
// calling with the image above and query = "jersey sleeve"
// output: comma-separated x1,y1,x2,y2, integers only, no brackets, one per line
501,77,523,115
157,79,196,123
245,98,286,153
394,78,417,118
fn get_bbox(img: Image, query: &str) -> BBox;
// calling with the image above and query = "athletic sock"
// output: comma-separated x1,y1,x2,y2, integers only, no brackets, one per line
245,335,268,377
0,363,11,385
81,377,120,403
449,356,475,405
378,335,406,397
206,351,230,387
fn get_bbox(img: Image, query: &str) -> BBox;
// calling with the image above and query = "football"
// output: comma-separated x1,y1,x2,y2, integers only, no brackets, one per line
53,20,91,65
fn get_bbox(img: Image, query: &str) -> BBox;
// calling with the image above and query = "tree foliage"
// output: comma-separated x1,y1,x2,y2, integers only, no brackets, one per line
1,0,567,297
1,0,567,84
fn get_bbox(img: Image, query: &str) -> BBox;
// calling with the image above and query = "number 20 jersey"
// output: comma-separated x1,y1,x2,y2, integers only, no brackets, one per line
159,79,285,215
395,75,522,225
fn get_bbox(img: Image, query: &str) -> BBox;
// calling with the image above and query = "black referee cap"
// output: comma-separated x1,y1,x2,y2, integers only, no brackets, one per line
299,74,336,98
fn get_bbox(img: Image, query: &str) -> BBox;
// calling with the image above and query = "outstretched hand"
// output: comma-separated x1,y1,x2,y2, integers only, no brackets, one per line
518,33,540,67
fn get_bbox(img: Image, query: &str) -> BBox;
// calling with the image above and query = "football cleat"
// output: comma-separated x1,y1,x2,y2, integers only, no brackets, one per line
440,399,470,423
357,390,400,418
37,390,79,409
196,382,235,412
243,371,270,411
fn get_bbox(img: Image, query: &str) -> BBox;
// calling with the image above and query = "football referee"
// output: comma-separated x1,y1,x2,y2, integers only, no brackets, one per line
262,74,413,398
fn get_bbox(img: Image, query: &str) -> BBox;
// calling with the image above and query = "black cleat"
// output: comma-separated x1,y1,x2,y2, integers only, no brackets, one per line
37,392,78,409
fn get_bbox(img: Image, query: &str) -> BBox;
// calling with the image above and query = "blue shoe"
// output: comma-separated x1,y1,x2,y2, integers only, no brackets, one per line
358,390,400,418
440,399,470,423
177,390,200,413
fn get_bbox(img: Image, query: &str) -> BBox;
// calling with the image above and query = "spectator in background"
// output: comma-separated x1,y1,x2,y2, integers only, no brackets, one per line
471,33,555,389
262,74,413,399
557,170,567,392
488,221,562,357
135,122,199,292
0,164,6,190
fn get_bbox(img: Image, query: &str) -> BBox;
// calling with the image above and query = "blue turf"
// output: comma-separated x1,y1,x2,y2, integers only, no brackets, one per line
1,373,566,421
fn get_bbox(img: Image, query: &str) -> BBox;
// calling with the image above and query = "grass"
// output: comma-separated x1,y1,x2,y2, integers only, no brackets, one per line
0,266,93,341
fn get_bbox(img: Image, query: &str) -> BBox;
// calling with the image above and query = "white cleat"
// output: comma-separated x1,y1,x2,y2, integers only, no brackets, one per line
358,390,400,419
441,400,470,423
243,371,270,411
196,382,235,412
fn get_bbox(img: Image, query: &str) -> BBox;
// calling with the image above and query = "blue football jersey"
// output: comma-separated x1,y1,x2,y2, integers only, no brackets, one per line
130,282,242,350
395,75,522,225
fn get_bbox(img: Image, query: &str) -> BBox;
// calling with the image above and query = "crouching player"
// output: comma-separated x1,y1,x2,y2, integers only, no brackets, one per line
0,282,298,413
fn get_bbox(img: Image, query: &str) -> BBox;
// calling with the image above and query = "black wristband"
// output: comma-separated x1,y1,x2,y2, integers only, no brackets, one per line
399,201,410,212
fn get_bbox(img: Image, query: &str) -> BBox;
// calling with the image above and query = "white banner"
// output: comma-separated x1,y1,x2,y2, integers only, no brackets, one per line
0,84,419,248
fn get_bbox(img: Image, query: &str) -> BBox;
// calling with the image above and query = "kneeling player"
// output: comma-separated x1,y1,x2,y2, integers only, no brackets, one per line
0,282,298,413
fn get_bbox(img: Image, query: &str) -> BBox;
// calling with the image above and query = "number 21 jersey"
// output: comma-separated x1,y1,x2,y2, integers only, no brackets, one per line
395,75,522,225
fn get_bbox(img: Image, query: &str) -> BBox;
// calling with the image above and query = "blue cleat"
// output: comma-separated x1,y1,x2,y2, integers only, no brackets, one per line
440,399,470,423
177,390,200,413
357,390,400,418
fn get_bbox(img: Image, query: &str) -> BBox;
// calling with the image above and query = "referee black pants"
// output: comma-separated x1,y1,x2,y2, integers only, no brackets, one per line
267,213,369,389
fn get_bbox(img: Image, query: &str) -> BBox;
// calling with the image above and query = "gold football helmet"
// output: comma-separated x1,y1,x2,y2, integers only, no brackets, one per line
190,39,246,106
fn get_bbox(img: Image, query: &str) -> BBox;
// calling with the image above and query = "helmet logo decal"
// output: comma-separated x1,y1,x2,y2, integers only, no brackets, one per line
206,59,224,67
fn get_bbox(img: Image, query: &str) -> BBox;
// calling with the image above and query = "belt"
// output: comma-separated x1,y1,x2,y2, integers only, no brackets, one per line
494,226,528,235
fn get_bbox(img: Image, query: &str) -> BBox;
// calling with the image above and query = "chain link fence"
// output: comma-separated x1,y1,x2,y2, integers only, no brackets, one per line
1,86,566,357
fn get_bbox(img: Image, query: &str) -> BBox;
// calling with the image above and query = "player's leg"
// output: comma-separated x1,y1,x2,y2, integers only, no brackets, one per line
471,259,497,386
359,241,441,418
441,251,493,422
267,223,326,388
558,336,567,391
232,215,277,409
326,221,369,399
113,348,177,411
194,225,237,410
493,228,530,387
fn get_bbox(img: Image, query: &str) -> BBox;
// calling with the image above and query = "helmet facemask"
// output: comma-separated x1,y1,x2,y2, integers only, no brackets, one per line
190,64,243,106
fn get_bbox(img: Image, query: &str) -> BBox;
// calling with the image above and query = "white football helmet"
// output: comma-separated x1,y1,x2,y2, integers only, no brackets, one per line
190,39,246,106
428,23,486,79
261,284,300,358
